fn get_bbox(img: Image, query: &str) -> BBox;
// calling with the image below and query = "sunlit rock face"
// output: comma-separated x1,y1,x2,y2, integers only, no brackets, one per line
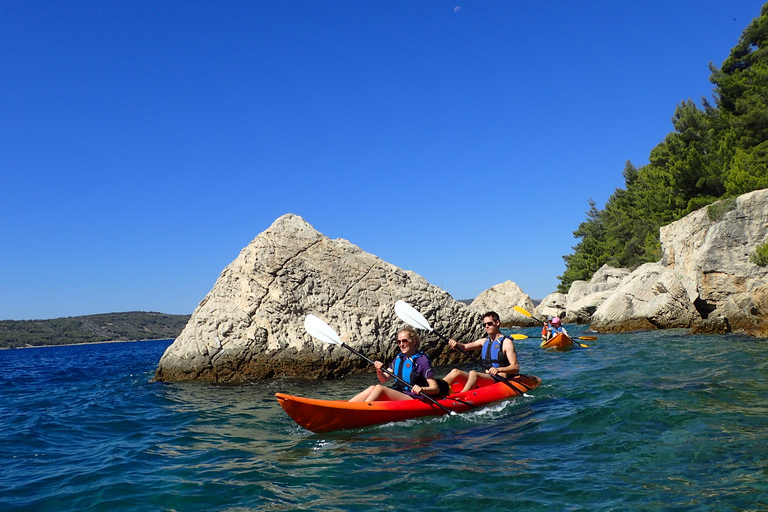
154,214,481,383
470,280,538,327
589,263,699,332
566,265,631,324
659,189,768,337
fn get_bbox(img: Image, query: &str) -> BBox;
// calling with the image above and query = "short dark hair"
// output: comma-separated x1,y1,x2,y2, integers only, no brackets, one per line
482,312,500,323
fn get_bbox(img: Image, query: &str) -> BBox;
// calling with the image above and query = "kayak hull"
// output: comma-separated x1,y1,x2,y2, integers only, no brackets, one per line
540,332,574,351
276,373,542,433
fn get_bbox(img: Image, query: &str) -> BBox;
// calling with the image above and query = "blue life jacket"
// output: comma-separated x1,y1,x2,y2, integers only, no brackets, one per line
481,336,511,368
550,325,564,335
391,352,429,392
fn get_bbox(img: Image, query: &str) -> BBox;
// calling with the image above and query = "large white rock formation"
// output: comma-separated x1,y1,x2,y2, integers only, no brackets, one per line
659,189,768,336
155,214,483,383
589,263,700,331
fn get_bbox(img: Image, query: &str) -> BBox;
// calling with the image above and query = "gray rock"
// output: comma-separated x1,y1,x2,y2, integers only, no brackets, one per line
470,280,538,327
590,263,699,332
154,214,483,383
660,189,768,336
536,292,567,320
566,265,631,323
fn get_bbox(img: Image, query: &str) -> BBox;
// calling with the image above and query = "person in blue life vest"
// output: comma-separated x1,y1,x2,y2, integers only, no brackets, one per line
349,327,449,402
442,311,519,393
545,317,569,340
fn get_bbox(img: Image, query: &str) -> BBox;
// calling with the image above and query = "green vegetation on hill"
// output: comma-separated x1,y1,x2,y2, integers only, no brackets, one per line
0,312,190,349
558,3,768,292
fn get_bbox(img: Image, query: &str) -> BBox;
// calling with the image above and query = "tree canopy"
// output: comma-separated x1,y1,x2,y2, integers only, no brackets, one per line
558,3,768,293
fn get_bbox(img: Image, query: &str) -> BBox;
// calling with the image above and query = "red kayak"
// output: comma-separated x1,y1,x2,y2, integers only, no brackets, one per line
540,332,574,351
276,373,542,433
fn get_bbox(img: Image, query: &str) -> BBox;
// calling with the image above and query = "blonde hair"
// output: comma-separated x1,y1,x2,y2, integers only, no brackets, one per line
398,327,421,349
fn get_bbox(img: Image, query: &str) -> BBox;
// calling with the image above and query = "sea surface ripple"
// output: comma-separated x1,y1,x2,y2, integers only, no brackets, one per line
1,329,767,511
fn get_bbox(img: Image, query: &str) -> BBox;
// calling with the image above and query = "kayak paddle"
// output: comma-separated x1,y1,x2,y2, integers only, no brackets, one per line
304,314,456,415
394,301,538,395
508,333,596,341
512,306,592,347
394,300,509,382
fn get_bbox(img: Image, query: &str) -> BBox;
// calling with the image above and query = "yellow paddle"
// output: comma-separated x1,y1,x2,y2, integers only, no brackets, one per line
512,306,593,347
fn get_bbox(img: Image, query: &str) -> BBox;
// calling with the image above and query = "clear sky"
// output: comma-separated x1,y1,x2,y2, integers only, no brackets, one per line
1,1,763,320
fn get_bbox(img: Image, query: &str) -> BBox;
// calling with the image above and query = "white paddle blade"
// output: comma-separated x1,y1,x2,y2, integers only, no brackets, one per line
304,315,342,345
394,300,433,332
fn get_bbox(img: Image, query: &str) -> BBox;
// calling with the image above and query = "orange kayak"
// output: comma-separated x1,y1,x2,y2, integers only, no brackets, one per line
276,373,542,433
540,332,574,351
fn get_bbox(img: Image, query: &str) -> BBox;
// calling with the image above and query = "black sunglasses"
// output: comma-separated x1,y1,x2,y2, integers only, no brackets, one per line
483,321,495,327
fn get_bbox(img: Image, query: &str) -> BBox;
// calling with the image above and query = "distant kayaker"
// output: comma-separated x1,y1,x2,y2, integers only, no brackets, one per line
442,311,519,393
541,316,552,340
349,327,449,402
545,317,569,340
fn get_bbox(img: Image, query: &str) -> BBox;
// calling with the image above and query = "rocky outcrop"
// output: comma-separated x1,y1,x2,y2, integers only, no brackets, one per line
659,189,768,336
469,280,538,327
589,263,700,332
154,214,483,383
566,265,631,323
537,292,567,320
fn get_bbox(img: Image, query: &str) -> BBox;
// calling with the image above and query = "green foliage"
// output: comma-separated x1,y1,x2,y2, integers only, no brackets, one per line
725,141,768,195
558,3,768,292
750,242,768,266
0,312,190,349
707,197,738,221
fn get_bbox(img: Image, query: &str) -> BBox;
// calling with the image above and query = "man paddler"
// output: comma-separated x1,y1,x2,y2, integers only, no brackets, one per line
442,311,519,393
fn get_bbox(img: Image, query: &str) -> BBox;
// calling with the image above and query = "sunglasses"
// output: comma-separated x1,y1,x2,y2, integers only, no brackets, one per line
483,321,496,327
396,339,412,344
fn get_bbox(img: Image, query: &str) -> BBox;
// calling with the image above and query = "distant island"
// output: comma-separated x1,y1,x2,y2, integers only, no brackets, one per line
0,312,190,349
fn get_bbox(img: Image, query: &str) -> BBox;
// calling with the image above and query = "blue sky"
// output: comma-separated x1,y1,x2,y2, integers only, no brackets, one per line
0,1,762,320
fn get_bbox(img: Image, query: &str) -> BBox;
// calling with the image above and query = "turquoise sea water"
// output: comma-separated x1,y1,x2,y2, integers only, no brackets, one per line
1,328,767,511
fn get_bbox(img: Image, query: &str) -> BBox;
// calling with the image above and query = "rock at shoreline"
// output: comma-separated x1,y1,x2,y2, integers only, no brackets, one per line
586,189,768,336
590,263,699,332
469,280,538,327
537,292,567,320
660,189,768,337
154,214,482,383
566,265,630,324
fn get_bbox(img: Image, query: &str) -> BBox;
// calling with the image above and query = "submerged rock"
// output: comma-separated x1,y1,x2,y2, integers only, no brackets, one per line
154,214,482,383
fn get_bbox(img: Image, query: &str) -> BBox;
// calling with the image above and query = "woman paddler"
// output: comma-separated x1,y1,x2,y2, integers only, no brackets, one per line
348,327,448,402
545,317,569,340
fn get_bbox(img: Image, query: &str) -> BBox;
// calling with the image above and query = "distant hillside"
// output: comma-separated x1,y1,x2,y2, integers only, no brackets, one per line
0,312,190,349
459,298,542,307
